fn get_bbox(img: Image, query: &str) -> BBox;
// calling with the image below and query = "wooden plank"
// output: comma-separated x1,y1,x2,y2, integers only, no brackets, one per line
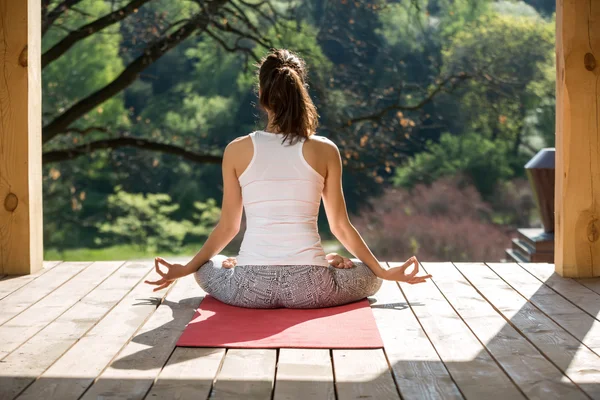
211,349,277,400
424,262,587,399
488,263,600,354
0,262,90,325
373,264,462,400
17,263,169,400
0,0,44,275
333,349,399,400
577,278,600,296
274,349,335,400
0,261,123,359
554,0,600,278
141,282,219,400
519,262,600,320
392,262,525,399
144,347,226,400
0,262,152,400
455,263,600,399
0,261,61,300
79,275,204,400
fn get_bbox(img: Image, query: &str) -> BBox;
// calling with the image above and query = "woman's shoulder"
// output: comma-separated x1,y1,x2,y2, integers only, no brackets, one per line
308,135,337,150
225,134,253,152
223,134,255,178
305,134,339,157
308,134,337,147
223,134,254,168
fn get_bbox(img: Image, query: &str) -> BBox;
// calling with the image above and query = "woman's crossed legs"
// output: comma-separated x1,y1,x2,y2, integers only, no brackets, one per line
194,255,382,309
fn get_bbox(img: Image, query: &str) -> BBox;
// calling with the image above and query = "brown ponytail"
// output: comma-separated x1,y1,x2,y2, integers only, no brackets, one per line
258,49,319,144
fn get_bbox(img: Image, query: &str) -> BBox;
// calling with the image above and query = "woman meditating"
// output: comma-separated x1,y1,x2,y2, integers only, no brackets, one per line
145,49,432,308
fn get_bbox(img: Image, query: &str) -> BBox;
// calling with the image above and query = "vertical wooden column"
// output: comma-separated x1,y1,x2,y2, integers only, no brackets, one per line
555,0,600,277
0,0,43,275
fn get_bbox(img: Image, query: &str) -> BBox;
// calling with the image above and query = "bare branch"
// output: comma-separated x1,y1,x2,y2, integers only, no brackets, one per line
224,3,259,36
42,137,223,164
238,0,285,22
345,73,471,126
43,0,154,68
42,0,52,20
205,29,260,62
42,0,230,144
68,6,96,18
64,126,109,135
43,0,86,35
211,19,272,49
238,0,288,38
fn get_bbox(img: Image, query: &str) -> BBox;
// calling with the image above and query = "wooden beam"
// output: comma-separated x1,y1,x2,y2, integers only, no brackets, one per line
0,0,43,275
555,0,600,277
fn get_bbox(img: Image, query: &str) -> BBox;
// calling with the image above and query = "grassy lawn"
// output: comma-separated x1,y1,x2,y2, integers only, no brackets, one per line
44,244,202,262
44,240,348,262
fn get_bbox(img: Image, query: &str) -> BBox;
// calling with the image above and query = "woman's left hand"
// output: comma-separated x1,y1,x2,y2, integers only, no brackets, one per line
326,253,354,269
144,257,189,292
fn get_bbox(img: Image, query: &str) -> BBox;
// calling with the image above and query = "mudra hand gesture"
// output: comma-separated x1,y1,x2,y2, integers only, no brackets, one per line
383,256,431,284
326,252,354,269
144,257,189,292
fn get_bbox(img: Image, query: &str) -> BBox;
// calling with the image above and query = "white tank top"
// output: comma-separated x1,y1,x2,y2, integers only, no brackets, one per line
236,130,329,267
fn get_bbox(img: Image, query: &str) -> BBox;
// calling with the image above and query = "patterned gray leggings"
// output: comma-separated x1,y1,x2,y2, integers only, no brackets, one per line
194,255,382,309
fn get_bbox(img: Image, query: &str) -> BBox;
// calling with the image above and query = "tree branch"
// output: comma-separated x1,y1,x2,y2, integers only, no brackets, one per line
345,73,470,125
43,0,153,68
238,0,285,23
42,137,223,164
64,126,109,135
205,29,260,62
68,6,96,18
42,0,230,144
211,19,272,49
43,0,86,35
42,0,52,25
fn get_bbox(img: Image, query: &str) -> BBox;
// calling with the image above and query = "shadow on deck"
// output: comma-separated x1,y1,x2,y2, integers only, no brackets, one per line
0,261,598,400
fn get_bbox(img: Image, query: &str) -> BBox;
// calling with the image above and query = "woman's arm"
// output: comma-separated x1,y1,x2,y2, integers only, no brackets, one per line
182,141,243,273
321,141,430,283
145,140,244,291
321,142,386,277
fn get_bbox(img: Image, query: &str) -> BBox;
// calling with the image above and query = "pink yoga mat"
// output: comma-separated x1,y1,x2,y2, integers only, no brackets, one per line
177,296,383,349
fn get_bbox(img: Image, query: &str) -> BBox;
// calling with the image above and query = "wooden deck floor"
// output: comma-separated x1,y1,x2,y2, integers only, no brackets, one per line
0,261,599,400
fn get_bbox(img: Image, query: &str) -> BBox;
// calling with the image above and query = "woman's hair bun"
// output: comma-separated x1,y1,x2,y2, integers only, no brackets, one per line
257,49,318,144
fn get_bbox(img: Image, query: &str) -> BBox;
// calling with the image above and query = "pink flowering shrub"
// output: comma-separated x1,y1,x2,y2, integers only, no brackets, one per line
352,176,514,262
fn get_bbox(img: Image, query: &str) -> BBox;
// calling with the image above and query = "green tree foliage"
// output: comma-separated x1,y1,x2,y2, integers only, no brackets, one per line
394,132,514,197
42,0,128,141
41,0,556,257
440,7,555,150
97,189,220,252
393,2,555,200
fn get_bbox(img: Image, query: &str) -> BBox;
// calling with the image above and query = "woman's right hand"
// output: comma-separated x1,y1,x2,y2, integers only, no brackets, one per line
144,257,191,292
381,256,432,284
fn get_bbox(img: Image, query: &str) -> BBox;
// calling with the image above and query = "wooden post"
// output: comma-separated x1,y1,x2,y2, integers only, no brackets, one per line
555,0,600,277
0,0,43,275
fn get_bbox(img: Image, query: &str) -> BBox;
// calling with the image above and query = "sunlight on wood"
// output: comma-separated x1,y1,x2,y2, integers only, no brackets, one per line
0,261,597,399
489,263,600,354
456,263,600,398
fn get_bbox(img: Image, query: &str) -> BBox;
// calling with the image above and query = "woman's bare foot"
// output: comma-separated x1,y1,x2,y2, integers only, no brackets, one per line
326,253,354,269
222,257,237,269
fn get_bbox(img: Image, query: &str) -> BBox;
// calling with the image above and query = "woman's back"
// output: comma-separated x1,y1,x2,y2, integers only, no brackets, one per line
236,131,329,267
147,49,429,308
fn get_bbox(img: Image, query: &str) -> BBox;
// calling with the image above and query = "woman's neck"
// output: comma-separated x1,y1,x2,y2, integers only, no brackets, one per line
265,121,281,134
